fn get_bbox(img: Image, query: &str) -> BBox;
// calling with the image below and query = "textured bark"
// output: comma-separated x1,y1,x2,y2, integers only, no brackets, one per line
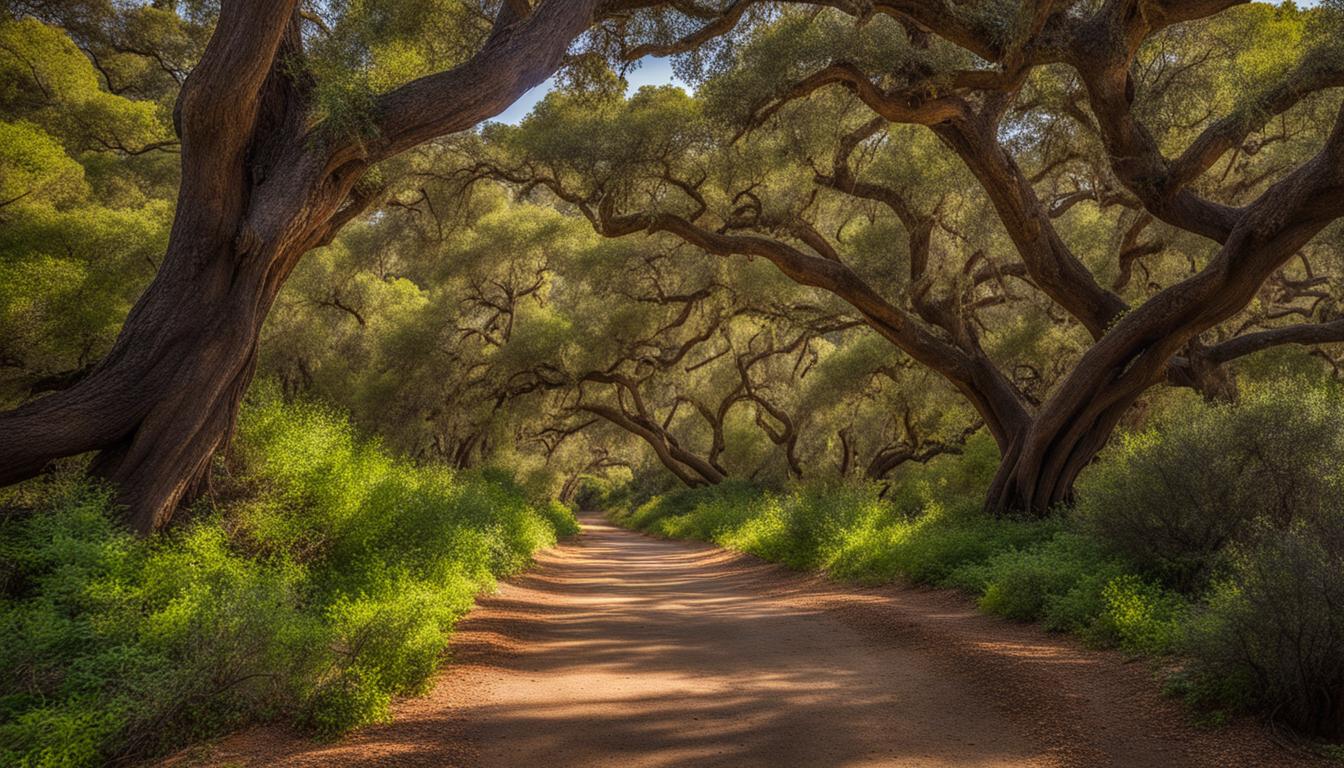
0,0,612,532
987,105,1344,515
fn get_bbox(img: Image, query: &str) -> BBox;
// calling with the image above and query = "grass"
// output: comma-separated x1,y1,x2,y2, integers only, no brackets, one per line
608,432,1196,657
0,387,577,768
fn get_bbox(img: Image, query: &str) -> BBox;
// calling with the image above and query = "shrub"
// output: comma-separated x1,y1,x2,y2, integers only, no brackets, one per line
1183,506,1344,739
949,533,1108,622
946,533,1187,654
1076,379,1344,593
0,482,317,764
841,506,1052,586
0,390,575,767
614,465,1053,587
538,499,583,538
1089,575,1188,655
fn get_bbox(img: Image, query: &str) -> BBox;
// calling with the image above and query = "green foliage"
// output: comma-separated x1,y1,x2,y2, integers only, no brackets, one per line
613,452,1055,588
302,0,494,137
1076,378,1344,592
497,82,710,210
1092,575,1188,656
537,499,583,538
0,18,175,404
0,19,170,155
942,532,1187,655
698,9,966,127
1069,377,1344,736
0,390,575,766
1180,507,1344,739
4,0,1344,751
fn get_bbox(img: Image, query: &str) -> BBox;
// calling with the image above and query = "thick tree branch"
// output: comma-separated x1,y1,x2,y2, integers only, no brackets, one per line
1205,318,1344,364
368,0,604,161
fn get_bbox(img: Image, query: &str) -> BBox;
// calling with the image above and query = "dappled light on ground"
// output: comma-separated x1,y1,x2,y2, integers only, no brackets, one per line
188,515,1323,768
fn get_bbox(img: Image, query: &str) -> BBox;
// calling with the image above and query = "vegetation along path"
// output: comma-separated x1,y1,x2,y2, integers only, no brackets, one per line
192,514,1322,768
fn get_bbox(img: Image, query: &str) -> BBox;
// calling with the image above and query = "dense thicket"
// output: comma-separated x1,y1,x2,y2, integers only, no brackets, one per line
0,389,576,766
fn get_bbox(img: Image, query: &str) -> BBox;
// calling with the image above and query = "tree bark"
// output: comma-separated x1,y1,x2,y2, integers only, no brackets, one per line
987,104,1344,515
0,0,605,532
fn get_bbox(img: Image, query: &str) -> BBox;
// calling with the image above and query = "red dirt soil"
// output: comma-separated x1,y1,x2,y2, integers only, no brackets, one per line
164,512,1328,767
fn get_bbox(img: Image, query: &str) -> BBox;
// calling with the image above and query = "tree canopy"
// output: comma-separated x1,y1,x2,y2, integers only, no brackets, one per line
0,0,1342,526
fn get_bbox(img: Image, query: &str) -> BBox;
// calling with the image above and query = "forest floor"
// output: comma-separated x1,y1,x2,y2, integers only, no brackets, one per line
168,512,1327,768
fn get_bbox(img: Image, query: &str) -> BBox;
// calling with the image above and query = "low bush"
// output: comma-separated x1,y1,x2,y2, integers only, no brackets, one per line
1181,507,1344,739
0,389,575,767
1074,378,1344,737
615,472,1053,587
944,534,1187,655
1076,379,1344,592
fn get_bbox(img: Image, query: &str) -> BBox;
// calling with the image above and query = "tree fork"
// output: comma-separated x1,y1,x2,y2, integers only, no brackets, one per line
0,0,615,531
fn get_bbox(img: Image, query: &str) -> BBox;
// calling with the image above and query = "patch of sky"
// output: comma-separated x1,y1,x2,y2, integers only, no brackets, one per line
494,56,687,125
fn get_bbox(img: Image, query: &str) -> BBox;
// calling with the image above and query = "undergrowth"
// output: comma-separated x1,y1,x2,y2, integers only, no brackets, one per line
0,388,577,767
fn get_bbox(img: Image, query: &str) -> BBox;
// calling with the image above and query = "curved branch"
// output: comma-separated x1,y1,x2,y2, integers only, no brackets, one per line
368,0,604,161
1205,318,1344,364
1170,52,1344,190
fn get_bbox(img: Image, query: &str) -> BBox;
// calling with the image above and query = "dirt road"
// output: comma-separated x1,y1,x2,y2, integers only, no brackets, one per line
192,513,1322,768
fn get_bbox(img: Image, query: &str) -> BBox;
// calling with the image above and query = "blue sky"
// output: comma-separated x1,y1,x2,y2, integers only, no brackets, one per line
494,56,686,124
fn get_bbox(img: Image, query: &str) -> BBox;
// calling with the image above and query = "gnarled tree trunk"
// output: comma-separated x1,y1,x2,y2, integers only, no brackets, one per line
987,118,1344,515
0,0,606,532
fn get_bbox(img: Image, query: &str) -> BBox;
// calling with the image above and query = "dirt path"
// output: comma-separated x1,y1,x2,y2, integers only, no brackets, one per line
185,513,1324,768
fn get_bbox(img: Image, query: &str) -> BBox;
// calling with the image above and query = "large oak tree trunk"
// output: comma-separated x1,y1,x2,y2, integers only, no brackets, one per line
985,381,1141,517
0,5,362,532
0,0,600,532
0,182,345,531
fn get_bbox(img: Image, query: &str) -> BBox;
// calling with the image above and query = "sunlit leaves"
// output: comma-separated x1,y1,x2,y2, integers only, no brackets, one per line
0,19,171,155
0,200,167,392
0,18,175,402
0,120,86,205
306,0,491,135
698,9,966,128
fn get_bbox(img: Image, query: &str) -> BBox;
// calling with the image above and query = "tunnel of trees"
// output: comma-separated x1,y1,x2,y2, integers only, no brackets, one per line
3,0,1343,530
4,0,1344,759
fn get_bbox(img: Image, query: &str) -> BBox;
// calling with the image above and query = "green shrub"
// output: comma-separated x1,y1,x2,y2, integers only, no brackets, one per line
1183,507,1344,739
950,533,1106,622
0,389,574,767
539,499,583,538
613,464,1053,588
1089,575,1188,655
941,532,1187,654
1077,380,1344,593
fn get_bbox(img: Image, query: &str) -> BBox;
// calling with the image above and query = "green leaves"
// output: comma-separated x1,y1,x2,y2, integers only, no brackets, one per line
0,120,86,206
0,18,177,403
0,394,575,765
503,81,709,208
0,19,172,156
698,9,964,128
305,0,492,137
